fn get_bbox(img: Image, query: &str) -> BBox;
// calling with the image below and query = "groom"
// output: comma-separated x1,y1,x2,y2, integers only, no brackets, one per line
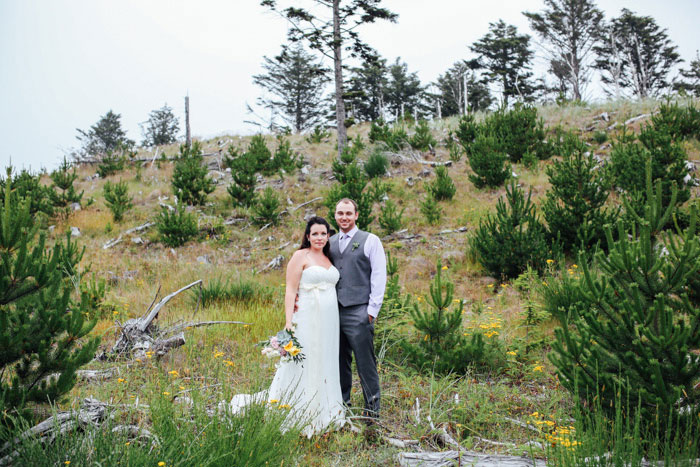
330,198,386,420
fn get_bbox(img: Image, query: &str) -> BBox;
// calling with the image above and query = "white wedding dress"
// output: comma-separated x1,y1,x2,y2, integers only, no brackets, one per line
228,265,346,437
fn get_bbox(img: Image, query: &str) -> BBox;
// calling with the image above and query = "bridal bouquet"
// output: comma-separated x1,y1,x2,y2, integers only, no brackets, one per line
260,329,305,363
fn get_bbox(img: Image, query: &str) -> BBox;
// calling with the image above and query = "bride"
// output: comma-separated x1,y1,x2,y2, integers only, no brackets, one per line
228,216,346,437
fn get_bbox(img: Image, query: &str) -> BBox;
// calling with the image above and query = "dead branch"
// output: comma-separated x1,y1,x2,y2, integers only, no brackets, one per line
292,197,323,212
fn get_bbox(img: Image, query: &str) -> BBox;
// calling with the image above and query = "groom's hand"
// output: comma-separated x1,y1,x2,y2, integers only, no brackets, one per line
368,315,374,324
293,294,299,313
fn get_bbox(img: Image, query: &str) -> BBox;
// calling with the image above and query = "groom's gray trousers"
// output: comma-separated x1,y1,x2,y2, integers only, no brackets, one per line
338,303,380,416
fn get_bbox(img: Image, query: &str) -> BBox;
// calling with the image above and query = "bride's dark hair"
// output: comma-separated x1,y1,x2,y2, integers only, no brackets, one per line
299,216,334,261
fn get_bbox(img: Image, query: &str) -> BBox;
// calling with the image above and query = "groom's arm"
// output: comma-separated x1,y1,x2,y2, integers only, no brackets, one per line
365,234,387,321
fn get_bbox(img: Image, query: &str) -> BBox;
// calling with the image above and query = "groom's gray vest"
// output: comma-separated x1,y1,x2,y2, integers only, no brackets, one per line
330,230,371,308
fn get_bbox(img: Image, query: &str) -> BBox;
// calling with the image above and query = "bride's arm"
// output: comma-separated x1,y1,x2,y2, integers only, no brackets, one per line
284,251,305,331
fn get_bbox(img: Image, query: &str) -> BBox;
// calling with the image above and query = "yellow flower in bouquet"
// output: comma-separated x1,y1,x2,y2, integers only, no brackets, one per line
290,347,301,356
283,341,294,352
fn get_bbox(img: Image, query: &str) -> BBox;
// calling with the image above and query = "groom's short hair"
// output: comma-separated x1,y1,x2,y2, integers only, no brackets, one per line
335,198,358,213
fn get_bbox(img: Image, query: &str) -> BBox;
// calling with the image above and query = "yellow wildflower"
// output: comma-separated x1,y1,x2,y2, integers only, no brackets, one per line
158,463,166,467
487,284,494,288
117,378,126,383
168,370,179,377
441,266,448,270
162,392,170,396
533,365,544,372
269,399,279,404
546,259,554,264
506,351,517,356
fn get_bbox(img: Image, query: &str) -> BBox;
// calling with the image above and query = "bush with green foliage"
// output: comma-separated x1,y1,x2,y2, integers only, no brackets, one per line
246,135,274,175
609,126,689,209
378,199,405,235
171,142,215,206
542,134,618,253
368,119,407,151
403,260,503,374
1,171,98,425
420,193,442,225
363,149,389,179
0,169,54,217
252,187,281,226
409,120,437,151
467,133,511,188
592,130,608,145
271,136,302,174
225,147,258,208
49,157,83,212
650,100,700,141
483,105,549,162
470,180,550,279
96,150,126,178
156,205,198,247
454,114,480,153
305,126,330,144
549,175,700,430
103,179,133,222
427,166,456,201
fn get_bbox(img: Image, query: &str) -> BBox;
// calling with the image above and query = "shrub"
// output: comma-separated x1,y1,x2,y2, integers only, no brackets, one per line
96,149,125,177
483,105,547,163
427,166,456,201
650,100,700,141
252,187,281,226
76,110,134,159
609,125,689,208
378,199,405,235
549,178,700,431
156,205,198,247
271,136,302,174
542,134,618,253
446,136,463,162
420,193,442,225
592,130,608,145
305,126,330,144
408,120,437,151
470,180,550,279
0,169,54,216
454,114,480,154
103,179,133,222
225,147,257,208
467,133,511,188
49,157,83,212
247,134,274,175
363,149,389,179
193,277,273,308
171,142,215,206
403,260,503,374
368,119,407,151
1,170,98,424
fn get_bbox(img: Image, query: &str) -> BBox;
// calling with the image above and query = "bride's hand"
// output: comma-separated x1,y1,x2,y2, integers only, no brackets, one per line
285,322,294,332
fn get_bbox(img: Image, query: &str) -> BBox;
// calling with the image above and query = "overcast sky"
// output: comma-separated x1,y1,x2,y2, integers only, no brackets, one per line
1,0,697,171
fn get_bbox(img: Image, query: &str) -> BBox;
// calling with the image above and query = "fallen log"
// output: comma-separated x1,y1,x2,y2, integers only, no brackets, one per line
396,450,545,467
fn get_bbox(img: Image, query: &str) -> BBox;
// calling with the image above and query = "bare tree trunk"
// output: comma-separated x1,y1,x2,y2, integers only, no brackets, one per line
463,74,469,113
333,0,347,159
185,95,191,149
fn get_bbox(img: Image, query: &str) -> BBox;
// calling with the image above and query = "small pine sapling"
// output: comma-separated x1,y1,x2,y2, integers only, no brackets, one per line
171,141,215,206
252,187,281,226
470,180,550,279
409,120,437,151
363,149,389,179
420,194,442,225
427,165,456,201
156,204,199,247
378,199,405,235
49,157,84,213
403,260,502,373
467,133,511,188
103,179,133,222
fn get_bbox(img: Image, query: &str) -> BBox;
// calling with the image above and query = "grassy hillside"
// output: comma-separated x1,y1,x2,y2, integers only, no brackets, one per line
7,98,700,466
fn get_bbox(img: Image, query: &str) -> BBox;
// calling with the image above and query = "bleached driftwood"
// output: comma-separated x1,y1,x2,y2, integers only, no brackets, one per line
292,196,323,212
125,221,155,235
261,255,284,271
105,281,249,360
103,235,123,249
396,451,546,467
111,425,160,450
0,398,108,466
